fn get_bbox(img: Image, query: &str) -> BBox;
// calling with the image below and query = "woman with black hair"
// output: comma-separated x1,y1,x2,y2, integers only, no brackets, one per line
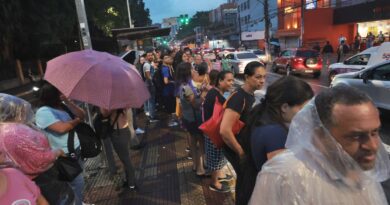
35,82,86,205
202,71,234,193
237,76,314,204
220,61,266,205
243,76,314,171
176,62,207,176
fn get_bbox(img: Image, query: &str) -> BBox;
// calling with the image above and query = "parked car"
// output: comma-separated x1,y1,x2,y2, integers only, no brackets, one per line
248,49,268,64
272,48,322,78
328,42,390,82
219,47,236,57
225,52,262,75
331,61,390,111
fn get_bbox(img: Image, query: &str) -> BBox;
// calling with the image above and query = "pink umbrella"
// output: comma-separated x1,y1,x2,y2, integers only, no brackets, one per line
44,49,150,109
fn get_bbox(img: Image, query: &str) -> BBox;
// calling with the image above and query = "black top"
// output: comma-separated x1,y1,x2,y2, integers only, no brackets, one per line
250,124,287,171
226,87,255,123
203,88,225,122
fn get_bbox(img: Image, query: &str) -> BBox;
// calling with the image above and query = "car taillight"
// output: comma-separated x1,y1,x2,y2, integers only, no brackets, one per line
293,58,304,63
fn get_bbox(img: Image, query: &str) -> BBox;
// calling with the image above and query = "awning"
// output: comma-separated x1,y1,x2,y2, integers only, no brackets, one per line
112,27,171,40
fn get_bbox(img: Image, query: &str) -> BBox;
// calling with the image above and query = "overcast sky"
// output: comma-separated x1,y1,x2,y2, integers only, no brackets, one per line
144,0,227,23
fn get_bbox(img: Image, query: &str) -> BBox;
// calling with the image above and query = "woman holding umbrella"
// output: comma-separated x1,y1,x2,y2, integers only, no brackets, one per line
99,107,137,190
35,82,86,205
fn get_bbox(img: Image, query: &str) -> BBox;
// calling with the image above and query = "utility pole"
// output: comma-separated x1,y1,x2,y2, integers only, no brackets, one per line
264,0,271,62
126,0,134,28
75,0,92,49
300,0,305,47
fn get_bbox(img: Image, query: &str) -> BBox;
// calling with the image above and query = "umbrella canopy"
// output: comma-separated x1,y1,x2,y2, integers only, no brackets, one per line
44,49,150,109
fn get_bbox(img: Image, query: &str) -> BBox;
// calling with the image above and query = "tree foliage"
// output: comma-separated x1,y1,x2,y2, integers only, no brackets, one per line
176,11,210,40
0,0,152,63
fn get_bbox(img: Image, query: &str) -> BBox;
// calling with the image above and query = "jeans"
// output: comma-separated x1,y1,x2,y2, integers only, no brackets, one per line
145,85,156,119
69,157,85,205
102,137,118,175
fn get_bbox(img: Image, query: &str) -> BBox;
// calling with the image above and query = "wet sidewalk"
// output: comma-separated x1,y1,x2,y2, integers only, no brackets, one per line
83,113,236,205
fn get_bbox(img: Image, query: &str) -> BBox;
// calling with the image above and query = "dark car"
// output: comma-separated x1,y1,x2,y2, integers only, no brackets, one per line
272,48,322,78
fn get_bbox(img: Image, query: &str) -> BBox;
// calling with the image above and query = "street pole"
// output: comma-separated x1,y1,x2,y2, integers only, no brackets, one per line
300,0,304,47
126,0,134,28
264,0,271,62
75,0,92,50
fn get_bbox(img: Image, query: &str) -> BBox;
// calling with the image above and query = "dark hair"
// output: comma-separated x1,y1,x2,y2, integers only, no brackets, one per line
183,47,192,54
209,70,220,87
197,62,208,76
145,49,154,54
240,76,314,156
215,70,233,87
173,51,184,70
175,62,192,86
315,85,373,127
39,81,62,108
244,61,265,77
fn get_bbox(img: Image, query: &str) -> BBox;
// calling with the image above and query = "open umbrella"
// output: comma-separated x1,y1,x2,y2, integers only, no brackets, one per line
44,49,150,109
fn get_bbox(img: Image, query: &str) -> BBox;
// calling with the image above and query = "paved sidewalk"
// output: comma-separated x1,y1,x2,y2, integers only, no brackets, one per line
83,113,236,205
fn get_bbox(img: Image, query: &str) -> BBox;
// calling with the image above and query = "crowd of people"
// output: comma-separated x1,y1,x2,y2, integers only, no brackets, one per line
0,44,389,205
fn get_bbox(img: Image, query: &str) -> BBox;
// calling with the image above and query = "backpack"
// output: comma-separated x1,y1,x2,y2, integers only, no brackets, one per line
93,110,120,140
153,65,165,92
61,104,102,158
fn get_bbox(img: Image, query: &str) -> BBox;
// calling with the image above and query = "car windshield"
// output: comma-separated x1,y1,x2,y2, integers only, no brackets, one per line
237,53,258,59
296,50,319,58
253,50,265,55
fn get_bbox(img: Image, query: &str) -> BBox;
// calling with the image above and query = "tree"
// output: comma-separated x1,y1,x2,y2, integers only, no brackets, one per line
176,11,210,40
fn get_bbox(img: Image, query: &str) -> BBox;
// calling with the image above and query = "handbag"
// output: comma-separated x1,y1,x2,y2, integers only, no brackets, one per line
55,130,82,182
199,92,245,148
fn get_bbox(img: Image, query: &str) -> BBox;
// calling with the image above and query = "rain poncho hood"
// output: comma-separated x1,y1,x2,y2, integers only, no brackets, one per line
249,99,390,205
0,123,56,178
0,93,34,124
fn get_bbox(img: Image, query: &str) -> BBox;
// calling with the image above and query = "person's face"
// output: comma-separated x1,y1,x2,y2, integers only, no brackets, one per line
219,73,234,92
194,55,203,65
140,57,145,64
182,53,189,62
164,56,173,65
146,52,154,62
330,103,381,170
281,100,309,123
245,67,267,91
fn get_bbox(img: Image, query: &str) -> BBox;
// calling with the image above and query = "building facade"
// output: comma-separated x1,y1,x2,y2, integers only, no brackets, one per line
276,0,389,50
235,0,278,49
162,17,179,39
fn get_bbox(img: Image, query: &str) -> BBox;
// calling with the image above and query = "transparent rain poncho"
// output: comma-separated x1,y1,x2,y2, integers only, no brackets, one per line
0,93,34,124
249,99,390,205
0,123,56,178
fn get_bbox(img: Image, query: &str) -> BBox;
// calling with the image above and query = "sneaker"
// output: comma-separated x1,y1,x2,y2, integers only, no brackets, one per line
82,203,95,205
128,185,136,191
145,112,150,117
209,182,231,193
149,118,159,123
135,128,145,134
185,147,190,152
168,121,178,127
218,174,234,182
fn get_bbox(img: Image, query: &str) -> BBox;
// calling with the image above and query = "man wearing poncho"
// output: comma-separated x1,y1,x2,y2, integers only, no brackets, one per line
249,86,390,205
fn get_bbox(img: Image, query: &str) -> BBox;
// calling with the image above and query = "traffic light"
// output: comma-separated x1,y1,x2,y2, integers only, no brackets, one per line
179,14,189,25
184,14,189,25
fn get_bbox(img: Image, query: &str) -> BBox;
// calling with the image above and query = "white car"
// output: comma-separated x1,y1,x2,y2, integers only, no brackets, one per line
225,52,262,75
331,61,390,111
328,42,390,82
248,49,268,64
